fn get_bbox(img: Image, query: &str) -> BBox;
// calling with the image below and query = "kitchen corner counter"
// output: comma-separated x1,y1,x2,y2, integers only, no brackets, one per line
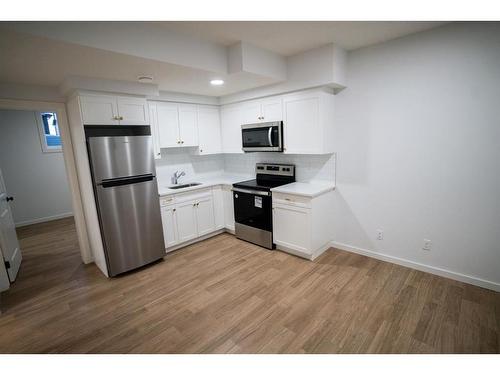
270,181,335,198
157,174,252,196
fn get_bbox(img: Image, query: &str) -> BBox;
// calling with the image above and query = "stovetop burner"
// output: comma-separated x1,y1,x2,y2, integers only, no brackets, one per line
232,163,296,192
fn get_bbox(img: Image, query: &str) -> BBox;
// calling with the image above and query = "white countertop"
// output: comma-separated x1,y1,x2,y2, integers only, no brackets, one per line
157,173,252,196
270,181,336,198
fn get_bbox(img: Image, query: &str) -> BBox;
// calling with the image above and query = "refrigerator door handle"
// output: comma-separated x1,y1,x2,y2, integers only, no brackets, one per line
100,174,154,188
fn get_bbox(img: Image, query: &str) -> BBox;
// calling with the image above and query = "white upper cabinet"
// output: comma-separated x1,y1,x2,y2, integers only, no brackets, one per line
239,100,262,124
156,102,180,148
80,95,119,125
116,97,150,125
221,105,244,154
148,103,162,159
282,90,334,154
154,102,199,149
178,104,199,147
260,97,283,122
80,94,149,126
197,105,222,155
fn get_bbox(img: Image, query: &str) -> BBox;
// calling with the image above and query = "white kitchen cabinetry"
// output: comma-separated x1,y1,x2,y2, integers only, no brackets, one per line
212,186,225,230
80,94,149,126
154,102,199,148
148,103,162,159
272,190,333,260
222,185,235,232
282,90,334,154
160,204,179,248
220,104,244,154
160,188,218,252
197,105,222,155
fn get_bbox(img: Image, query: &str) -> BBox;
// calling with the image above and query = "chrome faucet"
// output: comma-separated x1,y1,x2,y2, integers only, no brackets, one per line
171,170,186,185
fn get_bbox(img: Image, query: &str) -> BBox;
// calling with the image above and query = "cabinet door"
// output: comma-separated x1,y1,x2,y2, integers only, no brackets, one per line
178,104,198,147
161,205,178,249
117,97,149,125
195,196,216,237
222,186,235,231
148,103,162,159
175,201,198,243
273,204,311,254
220,105,243,154
283,94,321,154
212,186,224,230
239,100,262,124
197,105,221,155
260,97,283,122
157,103,180,148
80,95,119,125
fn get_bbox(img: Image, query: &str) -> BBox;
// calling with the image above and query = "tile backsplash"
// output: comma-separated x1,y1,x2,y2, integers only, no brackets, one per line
223,153,336,182
155,148,336,183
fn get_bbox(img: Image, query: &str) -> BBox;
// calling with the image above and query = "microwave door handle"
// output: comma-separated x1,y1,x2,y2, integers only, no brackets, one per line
268,127,273,146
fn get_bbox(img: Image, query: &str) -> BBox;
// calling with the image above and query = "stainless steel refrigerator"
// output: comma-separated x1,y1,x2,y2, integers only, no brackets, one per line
86,126,165,276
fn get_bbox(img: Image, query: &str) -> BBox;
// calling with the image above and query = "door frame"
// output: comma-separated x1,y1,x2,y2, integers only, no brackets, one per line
0,99,92,264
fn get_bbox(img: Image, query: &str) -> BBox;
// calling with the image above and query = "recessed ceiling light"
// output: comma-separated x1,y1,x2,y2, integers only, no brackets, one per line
210,79,224,86
137,75,154,83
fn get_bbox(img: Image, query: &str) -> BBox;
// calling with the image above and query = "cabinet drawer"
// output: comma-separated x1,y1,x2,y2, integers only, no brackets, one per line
272,192,312,208
174,188,212,204
160,196,175,207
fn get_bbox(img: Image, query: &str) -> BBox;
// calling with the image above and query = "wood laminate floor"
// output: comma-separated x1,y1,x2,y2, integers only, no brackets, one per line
0,217,498,353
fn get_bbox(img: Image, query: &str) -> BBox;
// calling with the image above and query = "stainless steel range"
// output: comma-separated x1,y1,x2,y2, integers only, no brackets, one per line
232,163,295,249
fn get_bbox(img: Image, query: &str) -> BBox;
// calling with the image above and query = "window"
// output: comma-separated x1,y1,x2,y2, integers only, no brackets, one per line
36,111,62,152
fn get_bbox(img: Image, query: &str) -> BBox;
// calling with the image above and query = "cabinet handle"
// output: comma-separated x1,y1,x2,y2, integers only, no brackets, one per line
200,149,203,153
177,140,180,144
113,116,119,120
193,203,196,207
173,208,176,212
181,140,184,144
119,116,124,120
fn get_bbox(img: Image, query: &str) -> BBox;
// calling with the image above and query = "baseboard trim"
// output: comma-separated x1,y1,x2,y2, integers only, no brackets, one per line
15,212,73,228
330,241,500,292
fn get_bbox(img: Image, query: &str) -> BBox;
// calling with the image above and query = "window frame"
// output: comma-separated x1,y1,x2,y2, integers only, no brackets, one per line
35,111,63,153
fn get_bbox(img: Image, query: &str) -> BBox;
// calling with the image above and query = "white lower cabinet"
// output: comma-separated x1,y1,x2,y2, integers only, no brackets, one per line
212,186,225,230
160,205,179,248
222,185,235,231
175,200,199,243
160,188,219,252
272,191,334,260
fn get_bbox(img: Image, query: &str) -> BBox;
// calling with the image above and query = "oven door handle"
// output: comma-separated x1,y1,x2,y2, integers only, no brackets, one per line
268,127,273,147
232,187,271,196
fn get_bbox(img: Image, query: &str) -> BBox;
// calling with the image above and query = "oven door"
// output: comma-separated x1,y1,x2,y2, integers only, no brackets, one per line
233,188,272,231
241,122,283,152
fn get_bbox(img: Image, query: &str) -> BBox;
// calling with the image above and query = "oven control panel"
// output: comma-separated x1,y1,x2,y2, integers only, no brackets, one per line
255,163,295,177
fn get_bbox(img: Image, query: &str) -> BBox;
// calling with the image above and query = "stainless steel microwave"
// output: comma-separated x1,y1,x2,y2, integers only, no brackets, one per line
241,121,283,152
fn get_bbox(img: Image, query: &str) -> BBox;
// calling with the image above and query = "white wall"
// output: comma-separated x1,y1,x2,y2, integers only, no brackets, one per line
0,110,73,226
332,22,500,289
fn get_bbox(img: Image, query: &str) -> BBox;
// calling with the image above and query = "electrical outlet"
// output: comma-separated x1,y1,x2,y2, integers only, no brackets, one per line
377,230,384,240
423,239,432,251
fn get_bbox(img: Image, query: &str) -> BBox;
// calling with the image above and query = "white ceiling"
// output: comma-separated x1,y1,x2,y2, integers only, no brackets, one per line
157,21,448,55
0,21,448,97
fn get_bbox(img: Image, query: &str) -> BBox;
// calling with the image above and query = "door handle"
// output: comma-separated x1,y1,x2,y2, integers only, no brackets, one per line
268,127,273,147
6,196,14,202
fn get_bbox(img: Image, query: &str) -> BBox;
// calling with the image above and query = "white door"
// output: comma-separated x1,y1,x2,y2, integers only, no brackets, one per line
283,94,321,154
175,201,198,243
178,104,199,147
80,95,119,125
197,105,221,155
117,97,149,125
212,186,225,230
239,100,262,124
273,204,311,254
157,103,180,148
195,197,216,236
220,105,243,154
222,186,235,231
260,97,283,122
0,169,22,282
161,205,178,249
148,103,162,159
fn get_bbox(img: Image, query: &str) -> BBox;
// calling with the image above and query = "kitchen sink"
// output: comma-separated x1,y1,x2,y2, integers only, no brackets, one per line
168,183,202,190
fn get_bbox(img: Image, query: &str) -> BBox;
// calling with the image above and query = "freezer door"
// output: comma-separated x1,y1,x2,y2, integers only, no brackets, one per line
88,135,154,182
95,176,165,276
